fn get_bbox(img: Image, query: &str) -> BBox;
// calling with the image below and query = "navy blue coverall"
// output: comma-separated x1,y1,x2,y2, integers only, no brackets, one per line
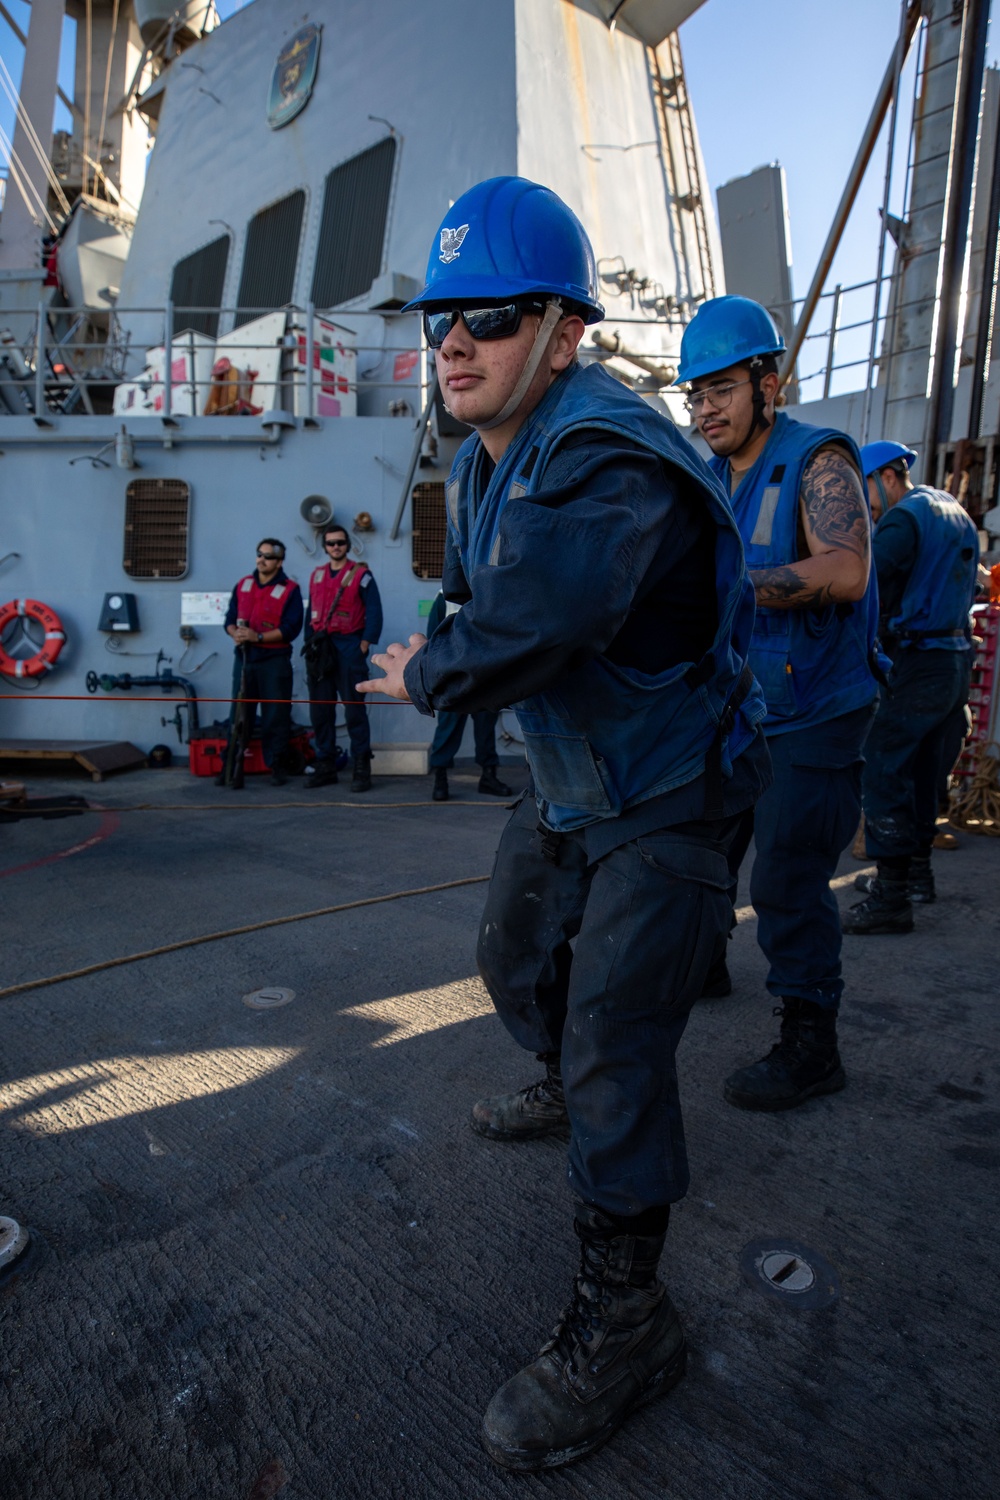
223,569,303,769
425,592,502,773
863,500,977,859
404,430,771,1216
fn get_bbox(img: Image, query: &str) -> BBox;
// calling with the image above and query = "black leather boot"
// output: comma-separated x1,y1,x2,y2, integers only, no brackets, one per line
471,1053,568,1140
350,753,373,793
478,768,513,796
842,873,914,934
305,760,338,789
855,859,934,905
724,998,846,1111
432,768,449,801
482,1205,685,1471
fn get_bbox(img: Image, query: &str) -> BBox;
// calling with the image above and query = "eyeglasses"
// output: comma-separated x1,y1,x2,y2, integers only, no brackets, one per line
324,539,349,549
257,550,281,560
423,299,547,350
683,378,752,415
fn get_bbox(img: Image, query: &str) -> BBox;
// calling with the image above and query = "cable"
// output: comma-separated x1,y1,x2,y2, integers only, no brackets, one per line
0,874,490,1003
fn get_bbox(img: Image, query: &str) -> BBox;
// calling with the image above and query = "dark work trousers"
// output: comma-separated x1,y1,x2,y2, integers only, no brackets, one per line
227,651,293,769
725,704,874,1014
937,698,973,807
429,709,500,770
864,649,972,859
308,632,371,761
477,794,740,1216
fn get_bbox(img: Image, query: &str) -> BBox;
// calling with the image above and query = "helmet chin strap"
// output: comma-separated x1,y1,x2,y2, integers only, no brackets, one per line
476,299,565,431
735,355,773,455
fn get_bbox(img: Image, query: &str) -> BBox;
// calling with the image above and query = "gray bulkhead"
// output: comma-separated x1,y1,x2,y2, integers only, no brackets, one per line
1,0,709,756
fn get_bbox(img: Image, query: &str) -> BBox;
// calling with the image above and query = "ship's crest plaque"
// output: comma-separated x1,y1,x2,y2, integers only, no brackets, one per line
268,23,321,130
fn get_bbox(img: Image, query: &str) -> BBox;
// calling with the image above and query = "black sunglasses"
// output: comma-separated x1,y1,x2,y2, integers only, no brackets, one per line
423,299,548,350
257,550,281,560
324,538,349,548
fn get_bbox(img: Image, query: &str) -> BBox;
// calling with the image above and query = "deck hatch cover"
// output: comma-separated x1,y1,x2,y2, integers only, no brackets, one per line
235,190,306,328
311,138,397,308
170,235,230,338
123,479,190,579
411,482,447,580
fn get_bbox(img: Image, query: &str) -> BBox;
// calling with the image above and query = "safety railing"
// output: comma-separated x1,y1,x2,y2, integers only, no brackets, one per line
0,299,429,422
766,269,901,404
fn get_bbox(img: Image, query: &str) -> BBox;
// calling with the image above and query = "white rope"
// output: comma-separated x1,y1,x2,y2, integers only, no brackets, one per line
0,53,71,217
0,121,58,233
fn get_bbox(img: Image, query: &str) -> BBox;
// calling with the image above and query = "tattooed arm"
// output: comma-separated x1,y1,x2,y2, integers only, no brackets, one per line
749,445,871,610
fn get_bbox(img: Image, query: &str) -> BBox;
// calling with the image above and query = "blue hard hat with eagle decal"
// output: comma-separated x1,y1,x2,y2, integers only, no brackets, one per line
403,176,604,322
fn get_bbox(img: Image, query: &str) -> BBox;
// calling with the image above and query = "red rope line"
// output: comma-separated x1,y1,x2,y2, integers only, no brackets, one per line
0,695,408,705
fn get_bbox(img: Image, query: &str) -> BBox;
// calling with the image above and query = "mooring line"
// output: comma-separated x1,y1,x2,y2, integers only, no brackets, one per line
0,875,490,1002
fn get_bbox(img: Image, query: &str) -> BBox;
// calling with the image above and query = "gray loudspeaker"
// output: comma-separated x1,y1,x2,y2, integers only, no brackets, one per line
300,495,333,527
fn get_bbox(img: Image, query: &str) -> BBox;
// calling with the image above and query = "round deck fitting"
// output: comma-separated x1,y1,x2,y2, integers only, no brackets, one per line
739,1237,840,1310
243,986,296,1010
0,1217,31,1274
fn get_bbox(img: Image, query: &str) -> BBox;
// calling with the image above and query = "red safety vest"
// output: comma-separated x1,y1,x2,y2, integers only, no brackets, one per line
236,573,297,647
309,561,368,635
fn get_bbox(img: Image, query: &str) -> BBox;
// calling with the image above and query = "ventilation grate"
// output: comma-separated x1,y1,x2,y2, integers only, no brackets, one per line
170,235,230,338
411,482,447,580
311,138,396,308
123,479,190,579
236,190,305,327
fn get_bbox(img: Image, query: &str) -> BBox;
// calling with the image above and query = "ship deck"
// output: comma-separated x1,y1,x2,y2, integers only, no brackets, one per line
1,763,996,1499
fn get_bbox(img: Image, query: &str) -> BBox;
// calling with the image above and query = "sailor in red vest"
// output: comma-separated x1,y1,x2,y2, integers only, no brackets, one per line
303,523,383,792
221,538,303,786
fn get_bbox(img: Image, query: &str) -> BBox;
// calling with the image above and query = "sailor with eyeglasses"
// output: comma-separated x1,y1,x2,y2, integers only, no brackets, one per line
359,177,770,1473
679,295,880,1112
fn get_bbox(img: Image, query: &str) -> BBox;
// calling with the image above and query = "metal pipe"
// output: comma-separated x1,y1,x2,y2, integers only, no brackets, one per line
969,33,1000,437
162,299,174,421
822,285,842,400
861,0,911,444
305,300,315,419
389,373,439,542
780,1,921,388
589,329,676,383
34,299,45,416
925,0,991,459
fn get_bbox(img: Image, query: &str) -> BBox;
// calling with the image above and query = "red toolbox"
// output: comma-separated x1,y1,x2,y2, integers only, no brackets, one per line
189,727,315,777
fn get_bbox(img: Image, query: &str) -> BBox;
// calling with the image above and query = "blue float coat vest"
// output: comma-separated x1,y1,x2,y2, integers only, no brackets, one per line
711,411,879,736
881,486,978,651
445,361,767,831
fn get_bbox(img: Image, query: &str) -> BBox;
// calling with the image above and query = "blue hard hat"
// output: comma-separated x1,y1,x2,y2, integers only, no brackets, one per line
860,440,918,476
403,176,604,323
676,295,786,384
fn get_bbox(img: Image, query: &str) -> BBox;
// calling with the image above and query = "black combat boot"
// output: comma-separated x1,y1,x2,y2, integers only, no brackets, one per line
699,953,733,1000
478,768,513,796
854,857,934,905
471,1053,568,1140
482,1204,685,1471
305,760,338,789
842,862,914,935
350,753,373,793
724,998,846,1111
432,768,449,801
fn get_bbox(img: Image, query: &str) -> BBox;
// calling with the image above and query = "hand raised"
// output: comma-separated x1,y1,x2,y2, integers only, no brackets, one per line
357,634,427,701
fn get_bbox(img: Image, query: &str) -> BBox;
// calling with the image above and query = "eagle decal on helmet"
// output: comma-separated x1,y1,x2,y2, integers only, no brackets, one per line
439,224,470,264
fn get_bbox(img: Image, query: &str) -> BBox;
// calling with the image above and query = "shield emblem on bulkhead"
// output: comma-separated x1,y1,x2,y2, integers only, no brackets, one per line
267,23,322,129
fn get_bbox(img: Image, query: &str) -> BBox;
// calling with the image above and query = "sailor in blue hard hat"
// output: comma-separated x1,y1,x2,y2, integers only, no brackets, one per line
843,439,979,933
860,439,920,522
678,293,882,1115
359,177,771,1472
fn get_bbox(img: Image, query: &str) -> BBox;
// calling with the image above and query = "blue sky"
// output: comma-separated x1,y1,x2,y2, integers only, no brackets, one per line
1,0,994,394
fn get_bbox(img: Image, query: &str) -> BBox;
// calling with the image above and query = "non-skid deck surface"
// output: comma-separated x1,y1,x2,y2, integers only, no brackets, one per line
1,765,995,1499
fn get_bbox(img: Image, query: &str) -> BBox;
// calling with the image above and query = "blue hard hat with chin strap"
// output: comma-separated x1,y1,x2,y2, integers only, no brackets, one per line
859,440,919,477
675,295,786,385
406,177,604,430
403,176,604,320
